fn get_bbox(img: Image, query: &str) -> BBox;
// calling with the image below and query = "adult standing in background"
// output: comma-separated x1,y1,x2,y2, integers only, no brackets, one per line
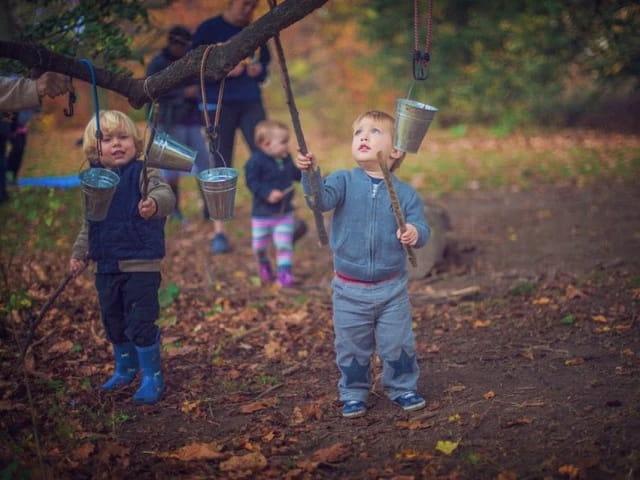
191,0,271,254
146,25,210,222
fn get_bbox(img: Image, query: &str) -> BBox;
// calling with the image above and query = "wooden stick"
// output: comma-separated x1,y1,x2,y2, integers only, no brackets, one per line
377,152,417,267
18,269,81,364
268,0,328,246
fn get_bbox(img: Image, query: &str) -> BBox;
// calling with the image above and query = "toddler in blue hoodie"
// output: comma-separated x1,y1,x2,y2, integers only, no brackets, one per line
296,110,430,418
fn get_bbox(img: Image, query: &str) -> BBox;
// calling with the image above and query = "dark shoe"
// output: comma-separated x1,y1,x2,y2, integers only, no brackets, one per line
392,391,426,411
342,400,367,418
211,232,231,254
133,342,164,405
277,268,294,287
259,263,274,282
102,342,138,390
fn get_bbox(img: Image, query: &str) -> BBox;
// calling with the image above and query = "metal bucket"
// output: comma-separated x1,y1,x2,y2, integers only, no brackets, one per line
394,98,438,153
198,167,238,220
79,168,120,221
146,130,197,172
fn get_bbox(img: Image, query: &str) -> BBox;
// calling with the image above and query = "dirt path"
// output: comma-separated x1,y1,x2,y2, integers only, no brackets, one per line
2,180,639,479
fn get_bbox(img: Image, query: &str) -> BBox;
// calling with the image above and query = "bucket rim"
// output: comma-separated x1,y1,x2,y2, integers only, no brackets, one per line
198,167,239,181
79,167,120,185
396,98,438,112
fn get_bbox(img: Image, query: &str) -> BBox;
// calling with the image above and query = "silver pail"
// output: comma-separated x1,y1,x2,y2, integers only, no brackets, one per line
79,168,120,221
146,130,197,172
394,98,438,153
198,167,239,220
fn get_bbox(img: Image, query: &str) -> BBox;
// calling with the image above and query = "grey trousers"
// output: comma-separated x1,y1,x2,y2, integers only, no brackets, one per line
331,272,420,402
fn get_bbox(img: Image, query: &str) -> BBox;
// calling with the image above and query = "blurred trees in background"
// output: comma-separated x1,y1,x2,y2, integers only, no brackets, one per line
2,0,638,132
350,0,640,129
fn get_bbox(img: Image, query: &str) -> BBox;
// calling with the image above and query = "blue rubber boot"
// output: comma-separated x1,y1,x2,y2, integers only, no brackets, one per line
133,342,164,405
102,342,138,390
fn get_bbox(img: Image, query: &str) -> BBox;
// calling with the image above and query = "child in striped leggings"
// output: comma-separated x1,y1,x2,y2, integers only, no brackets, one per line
244,120,302,287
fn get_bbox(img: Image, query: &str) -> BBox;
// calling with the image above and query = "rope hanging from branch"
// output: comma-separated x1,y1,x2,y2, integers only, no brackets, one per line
413,0,434,80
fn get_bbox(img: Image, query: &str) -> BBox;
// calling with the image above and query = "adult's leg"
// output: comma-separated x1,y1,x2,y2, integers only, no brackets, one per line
238,101,267,154
208,104,242,250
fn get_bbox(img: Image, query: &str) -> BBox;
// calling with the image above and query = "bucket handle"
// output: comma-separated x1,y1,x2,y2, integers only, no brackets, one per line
80,59,103,160
200,44,228,169
141,101,160,199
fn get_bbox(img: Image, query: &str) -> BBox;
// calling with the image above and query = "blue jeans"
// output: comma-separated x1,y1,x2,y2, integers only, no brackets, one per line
331,272,420,402
95,272,161,347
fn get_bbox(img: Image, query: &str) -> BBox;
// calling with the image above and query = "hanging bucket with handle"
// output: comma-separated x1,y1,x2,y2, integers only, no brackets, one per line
146,129,197,172
198,167,238,220
79,168,120,221
394,98,438,153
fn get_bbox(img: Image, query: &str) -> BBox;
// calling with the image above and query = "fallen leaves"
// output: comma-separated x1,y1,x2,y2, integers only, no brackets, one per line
502,417,532,428
239,397,278,414
220,452,268,472
158,442,225,461
297,442,352,471
557,464,580,479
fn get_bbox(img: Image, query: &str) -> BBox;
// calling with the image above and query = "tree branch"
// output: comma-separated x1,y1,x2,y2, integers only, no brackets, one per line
0,0,329,108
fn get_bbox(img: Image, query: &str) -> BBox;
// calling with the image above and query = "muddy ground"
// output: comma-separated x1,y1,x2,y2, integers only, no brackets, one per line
1,179,639,479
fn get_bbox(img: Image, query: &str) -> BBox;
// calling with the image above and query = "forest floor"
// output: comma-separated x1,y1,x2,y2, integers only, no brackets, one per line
1,175,640,479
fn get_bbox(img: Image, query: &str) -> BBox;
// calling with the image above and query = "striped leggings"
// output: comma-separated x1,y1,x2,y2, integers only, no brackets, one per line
251,213,294,270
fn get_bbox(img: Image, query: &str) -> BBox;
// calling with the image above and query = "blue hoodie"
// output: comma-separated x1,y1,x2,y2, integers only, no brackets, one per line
303,167,430,282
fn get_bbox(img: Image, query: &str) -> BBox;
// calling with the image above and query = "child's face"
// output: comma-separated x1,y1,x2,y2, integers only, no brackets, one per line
351,117,401,173
260,128,290,158
98,130,138,168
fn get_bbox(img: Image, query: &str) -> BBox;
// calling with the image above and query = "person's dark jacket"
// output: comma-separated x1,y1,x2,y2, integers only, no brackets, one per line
191,15,270,106
245,150,301,217
146,48,198,127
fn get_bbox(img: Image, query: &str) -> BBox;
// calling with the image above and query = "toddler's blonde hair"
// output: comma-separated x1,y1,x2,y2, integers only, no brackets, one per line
254,119,289,147
82,110,144,165
352,110,406,171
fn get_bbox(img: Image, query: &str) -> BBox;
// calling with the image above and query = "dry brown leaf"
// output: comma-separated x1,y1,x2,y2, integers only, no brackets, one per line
497,470,518,480
72,442,95,460
532,297,551,305
395,420,433,430
444,385,466,393
483,391,495,399
219,451,267,472
591,314,607,323
159,442,225,461
48,340,74,355
264,340,283,360
565,284,587,299
503,417,531,428
565,358,585,366
472,319,492,328
239,397,277,414
558,464,580,479
311,442,351,463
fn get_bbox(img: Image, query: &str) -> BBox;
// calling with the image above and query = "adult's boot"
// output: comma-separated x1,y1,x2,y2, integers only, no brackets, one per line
133,342,164,405
102,342,138,390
